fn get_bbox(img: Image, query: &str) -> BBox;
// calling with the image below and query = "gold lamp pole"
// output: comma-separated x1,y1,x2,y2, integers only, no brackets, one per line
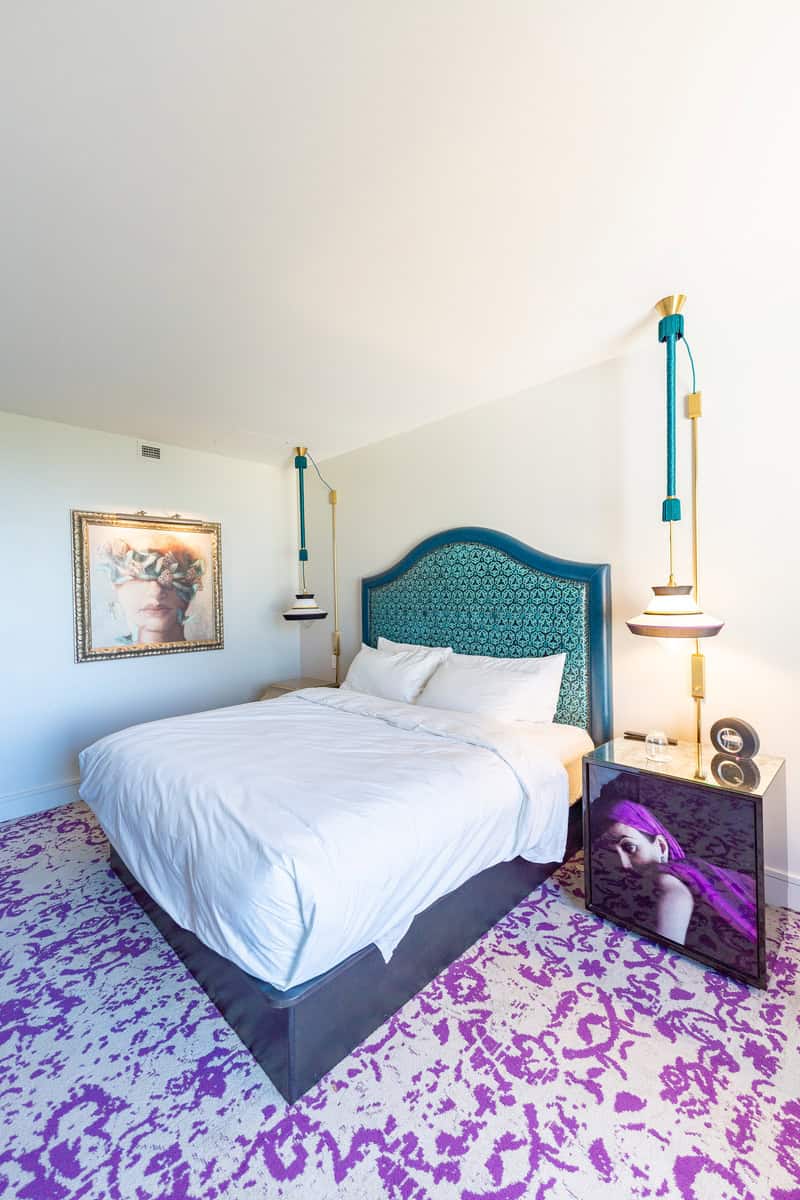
688,387,706,777
626,295,723,778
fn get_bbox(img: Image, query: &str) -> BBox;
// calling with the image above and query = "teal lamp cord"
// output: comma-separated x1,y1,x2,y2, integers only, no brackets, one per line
683,336,697,392
303,453,334,595
308,451,335,494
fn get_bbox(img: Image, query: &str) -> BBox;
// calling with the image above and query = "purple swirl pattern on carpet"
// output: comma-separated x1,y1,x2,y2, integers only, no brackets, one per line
1,803,798,1200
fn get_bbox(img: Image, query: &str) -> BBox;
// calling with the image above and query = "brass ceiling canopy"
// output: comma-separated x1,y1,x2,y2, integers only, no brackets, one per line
654,293,687,317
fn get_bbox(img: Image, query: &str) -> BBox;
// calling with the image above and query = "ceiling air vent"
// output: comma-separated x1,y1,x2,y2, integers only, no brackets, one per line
138,441,161,461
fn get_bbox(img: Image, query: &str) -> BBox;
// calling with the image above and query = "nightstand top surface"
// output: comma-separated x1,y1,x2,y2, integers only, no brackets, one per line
587,737,784,796
270,677,335,691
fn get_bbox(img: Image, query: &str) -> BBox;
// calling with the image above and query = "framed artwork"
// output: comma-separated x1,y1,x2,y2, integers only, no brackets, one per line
583,758,764,986
72,510,223,662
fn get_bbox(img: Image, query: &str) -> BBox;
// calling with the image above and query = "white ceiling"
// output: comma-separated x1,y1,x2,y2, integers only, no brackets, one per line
2,2,799,464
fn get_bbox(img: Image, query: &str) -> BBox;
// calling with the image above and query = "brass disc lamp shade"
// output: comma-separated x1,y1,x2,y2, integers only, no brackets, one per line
282,593,328,621
627,584,723,639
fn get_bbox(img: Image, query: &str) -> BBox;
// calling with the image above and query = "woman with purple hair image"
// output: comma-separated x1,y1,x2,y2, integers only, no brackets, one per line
591,772,757,973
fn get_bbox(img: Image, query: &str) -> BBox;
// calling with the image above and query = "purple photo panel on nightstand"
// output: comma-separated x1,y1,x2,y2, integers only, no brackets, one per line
588,765,758,980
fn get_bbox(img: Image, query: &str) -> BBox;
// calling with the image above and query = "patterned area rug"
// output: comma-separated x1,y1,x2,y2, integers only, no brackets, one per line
1,804,799,1200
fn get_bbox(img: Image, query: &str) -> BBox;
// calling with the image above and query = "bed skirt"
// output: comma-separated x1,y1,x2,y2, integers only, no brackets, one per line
110,799,583,1103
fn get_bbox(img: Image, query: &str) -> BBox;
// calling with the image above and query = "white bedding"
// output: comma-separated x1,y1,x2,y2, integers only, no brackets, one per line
78,688,592,991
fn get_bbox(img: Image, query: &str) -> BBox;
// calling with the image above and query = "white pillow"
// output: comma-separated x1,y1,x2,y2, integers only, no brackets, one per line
377,636,453,654
417,652,566,723
342,643,450,704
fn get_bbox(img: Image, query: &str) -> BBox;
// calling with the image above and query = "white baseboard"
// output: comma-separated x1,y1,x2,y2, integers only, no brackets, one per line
0,778,80,824
765,866,800,913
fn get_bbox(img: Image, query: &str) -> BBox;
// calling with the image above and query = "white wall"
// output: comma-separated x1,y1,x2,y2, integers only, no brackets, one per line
0,412,300,821
300,321,798,911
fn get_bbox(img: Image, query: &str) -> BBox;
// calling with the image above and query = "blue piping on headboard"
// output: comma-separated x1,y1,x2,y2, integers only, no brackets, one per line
362,526,612,747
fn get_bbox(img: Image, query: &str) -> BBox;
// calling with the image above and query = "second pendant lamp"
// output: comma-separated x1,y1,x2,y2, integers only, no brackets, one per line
282,446,342,685
626,294,723,768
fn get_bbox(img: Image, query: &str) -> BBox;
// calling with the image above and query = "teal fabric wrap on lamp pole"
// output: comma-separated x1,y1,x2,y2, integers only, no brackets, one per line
295,450,309,567
659,310,684,525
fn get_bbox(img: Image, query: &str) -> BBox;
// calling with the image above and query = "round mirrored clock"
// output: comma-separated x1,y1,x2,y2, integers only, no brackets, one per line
710,717,760,760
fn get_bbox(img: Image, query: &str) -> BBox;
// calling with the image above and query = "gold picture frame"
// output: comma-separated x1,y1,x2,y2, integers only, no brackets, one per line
72,510,223,662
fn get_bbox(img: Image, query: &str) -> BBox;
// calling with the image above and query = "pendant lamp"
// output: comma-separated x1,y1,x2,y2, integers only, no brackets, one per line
282,447,342,683
626,584,723,639
626,295,723,775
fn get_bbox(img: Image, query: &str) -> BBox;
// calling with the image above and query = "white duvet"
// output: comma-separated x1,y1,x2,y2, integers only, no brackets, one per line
79,688,591,991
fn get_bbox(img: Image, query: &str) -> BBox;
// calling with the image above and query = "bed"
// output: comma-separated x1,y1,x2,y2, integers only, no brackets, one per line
80,526,612,1102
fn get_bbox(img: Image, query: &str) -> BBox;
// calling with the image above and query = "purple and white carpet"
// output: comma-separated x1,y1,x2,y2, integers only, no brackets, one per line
1,803,798,1200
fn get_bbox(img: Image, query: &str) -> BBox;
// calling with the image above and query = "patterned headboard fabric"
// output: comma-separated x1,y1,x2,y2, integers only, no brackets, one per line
362,527,612,746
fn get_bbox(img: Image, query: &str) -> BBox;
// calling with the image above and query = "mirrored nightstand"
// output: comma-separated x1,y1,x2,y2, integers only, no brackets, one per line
583,738,785,988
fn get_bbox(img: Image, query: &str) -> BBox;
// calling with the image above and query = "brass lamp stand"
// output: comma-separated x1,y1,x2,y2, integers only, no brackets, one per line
688,387,707,777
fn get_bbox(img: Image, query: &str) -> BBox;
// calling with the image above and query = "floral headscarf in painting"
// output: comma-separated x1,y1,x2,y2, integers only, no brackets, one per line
97,536,205,624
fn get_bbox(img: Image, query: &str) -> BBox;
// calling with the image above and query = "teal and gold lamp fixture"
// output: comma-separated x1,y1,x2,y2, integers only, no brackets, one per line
283,446,342,684
626,295,723,775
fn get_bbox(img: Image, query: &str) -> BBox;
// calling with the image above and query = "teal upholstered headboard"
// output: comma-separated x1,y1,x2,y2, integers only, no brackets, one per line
362,527,612,745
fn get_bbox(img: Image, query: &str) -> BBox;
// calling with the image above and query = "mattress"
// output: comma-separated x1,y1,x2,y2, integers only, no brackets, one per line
79,688,593,991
